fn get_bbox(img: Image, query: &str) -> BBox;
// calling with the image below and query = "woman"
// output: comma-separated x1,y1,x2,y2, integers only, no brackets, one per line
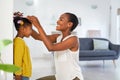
28,12,84,80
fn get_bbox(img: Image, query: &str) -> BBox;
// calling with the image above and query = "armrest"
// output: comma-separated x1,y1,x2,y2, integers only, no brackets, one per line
109,43,120,56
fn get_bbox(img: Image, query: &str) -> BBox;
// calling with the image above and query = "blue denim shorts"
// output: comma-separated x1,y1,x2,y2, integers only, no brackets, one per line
22,76,29,80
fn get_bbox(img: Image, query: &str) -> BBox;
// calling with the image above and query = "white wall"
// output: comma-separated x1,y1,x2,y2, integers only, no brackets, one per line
110,0,120,43
14,0,111,57
14,0,110,38
0,0,13,80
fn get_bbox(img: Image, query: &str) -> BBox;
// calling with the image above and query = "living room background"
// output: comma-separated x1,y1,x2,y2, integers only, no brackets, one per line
0,0,120,80
13,0,120,58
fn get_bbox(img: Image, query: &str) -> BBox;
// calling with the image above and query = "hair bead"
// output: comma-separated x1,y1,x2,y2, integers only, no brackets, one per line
17,20,24,25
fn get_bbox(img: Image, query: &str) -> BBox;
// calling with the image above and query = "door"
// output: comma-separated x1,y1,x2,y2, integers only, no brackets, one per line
117,8,120,44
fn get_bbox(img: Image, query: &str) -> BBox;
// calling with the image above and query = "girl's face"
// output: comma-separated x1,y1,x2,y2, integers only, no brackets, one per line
56,14,72,31
23,24,32,37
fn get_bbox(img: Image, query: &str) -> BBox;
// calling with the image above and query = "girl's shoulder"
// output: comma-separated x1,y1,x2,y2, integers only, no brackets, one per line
14,37,25,44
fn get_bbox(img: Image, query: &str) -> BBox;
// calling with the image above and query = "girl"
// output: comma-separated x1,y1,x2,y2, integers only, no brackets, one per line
28,12,84,80
13,12,32,80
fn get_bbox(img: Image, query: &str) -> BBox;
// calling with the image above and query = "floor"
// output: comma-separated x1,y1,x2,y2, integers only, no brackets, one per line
31,53,120,80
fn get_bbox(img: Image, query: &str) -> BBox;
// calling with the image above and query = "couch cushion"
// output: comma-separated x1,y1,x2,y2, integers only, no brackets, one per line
93,39,109,50
80,50,117,57
79,38,93,50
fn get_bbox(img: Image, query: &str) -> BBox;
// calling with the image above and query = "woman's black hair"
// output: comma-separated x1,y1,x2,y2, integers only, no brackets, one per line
13,17,32,31
65,13,79,31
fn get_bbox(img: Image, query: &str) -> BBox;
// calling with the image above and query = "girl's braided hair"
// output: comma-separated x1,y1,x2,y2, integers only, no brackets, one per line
13,12,31,31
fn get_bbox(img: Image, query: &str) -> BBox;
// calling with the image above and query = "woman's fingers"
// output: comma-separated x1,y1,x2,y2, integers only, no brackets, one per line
27,16,38,23
27,16,34,22
27,16,40,28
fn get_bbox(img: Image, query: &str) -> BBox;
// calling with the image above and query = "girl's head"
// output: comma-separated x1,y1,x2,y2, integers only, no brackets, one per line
13,17,32,37
56,12,78,32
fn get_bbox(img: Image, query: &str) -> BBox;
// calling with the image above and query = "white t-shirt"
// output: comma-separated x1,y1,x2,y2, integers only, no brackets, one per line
54,34,84,80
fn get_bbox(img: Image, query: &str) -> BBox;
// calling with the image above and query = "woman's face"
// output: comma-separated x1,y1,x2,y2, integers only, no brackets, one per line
23,24,32,37
56,13,71,31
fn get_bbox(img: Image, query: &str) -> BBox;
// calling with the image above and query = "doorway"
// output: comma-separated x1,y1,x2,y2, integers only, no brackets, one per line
117,8,120,44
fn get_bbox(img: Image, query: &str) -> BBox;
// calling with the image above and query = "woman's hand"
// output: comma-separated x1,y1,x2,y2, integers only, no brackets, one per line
27,16,41,29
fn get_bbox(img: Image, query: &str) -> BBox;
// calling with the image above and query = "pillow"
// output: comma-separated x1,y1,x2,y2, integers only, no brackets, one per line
93,39,109,50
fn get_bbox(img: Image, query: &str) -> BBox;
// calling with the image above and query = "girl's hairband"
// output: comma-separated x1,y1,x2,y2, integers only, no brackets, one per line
17,20,24,26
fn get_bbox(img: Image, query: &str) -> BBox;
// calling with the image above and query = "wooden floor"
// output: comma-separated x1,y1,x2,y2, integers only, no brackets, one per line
80,59,120,80
31,54,120,80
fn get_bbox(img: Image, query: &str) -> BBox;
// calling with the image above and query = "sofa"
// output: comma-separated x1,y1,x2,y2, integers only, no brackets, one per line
79,38,120,62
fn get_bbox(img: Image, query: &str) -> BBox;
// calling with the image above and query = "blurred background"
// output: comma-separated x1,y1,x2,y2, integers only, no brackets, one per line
0,0,120,80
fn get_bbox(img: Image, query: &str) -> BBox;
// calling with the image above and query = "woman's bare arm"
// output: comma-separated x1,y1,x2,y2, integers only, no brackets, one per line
31,29,40,40
31,29,60,43
27,16,78,51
